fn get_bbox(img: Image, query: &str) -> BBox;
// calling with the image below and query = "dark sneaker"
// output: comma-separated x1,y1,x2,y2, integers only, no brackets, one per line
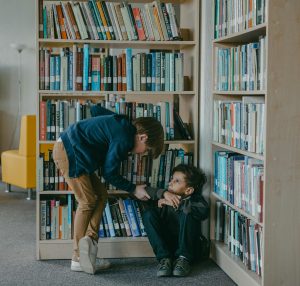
173,257,191,277
157,258,172,277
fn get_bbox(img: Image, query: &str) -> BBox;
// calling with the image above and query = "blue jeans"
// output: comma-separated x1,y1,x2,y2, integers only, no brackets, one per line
142,204,200,262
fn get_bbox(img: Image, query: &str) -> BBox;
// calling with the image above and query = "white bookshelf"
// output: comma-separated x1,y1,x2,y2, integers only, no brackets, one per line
36,0,200,260
210,1,300,285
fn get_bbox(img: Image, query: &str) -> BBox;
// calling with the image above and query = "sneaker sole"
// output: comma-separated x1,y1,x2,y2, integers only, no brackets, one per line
71,265,82,272
79,238,95,274
173,270,189,277
95,259,112,271
157,270,172,277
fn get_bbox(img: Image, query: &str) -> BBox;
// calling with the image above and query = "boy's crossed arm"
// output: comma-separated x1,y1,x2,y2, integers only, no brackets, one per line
146,186,181,208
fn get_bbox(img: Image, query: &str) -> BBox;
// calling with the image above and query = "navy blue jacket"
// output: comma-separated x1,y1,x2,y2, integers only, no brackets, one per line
60,106,136,193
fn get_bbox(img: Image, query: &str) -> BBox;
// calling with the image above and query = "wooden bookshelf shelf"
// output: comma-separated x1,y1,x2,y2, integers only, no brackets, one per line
212,142,264,161
43,0,186,4
39,190,73,195
39,90,196,96
39,190,135,195
38,236,154,260
39,140,195,145
213,23,267,44
213,91,266,96
40,236,149,243
39,39,196,49
165,140,195,144
210,240,261,286
211,192,263,227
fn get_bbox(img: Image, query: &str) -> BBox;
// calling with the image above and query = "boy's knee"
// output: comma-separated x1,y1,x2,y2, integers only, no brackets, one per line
79,198,97,211
142,208,157,222
178,210,198,224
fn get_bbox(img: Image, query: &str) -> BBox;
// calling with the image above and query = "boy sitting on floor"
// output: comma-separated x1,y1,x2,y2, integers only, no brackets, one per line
142,164,209,277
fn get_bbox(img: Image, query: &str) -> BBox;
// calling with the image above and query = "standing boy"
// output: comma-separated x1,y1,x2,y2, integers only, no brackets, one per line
143,164,209,277
53,106,164,274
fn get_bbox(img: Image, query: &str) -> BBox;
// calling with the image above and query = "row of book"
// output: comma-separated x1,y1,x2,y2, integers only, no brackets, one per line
39,0,182,41
38,145,67,192
213,97,265,154
39,99,192,142
214,37,266,91
106,148,193,190
103,97,192,140
40,195,148,240
38,145,193,192
215,202,263,276
40,195,73,240
39,46,184,92
214,152,264,223
100,198,146,237
214,0,266,39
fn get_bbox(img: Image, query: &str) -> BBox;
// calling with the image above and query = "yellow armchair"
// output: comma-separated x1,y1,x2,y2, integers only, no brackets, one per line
1,115,36,200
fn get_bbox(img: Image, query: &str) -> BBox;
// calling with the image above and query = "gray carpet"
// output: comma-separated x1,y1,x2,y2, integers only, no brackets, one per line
0,184,236,286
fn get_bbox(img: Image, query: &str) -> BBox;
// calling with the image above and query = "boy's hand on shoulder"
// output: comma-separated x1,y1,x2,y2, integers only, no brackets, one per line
133,184,151,201
158,198,173,208
163,191,181,208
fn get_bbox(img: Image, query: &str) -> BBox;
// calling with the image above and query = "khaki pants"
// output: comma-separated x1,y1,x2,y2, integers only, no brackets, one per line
53,142,108,260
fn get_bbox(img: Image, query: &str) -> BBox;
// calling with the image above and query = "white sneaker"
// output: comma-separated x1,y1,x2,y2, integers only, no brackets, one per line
71,259,111,272
79,236,99,274
71,260,82,272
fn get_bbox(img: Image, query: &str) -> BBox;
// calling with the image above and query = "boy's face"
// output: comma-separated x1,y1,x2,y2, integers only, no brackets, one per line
168,171,193,197
132,134,149,155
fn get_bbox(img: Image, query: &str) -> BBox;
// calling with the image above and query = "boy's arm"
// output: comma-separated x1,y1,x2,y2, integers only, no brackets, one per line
145,186,166,200
102,140,136,193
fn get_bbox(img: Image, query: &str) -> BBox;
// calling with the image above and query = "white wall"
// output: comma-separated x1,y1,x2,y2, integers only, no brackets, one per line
0,0,36,155
199,0,214,236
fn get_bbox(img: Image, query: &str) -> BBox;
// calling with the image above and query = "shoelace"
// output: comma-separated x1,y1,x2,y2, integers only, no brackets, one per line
159,258,171,269
174,258,189,270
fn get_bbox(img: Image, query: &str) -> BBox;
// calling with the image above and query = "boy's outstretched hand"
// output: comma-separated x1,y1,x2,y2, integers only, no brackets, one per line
133,184,151,201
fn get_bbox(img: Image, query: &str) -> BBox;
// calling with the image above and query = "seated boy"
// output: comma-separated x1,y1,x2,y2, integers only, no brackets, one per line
142,164,209,277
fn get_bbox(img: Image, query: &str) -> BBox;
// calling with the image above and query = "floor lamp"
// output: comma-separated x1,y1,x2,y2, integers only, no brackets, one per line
6,44,26,195
8,43,26,151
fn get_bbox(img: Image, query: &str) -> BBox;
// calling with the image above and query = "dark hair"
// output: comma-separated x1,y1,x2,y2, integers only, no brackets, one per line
172,164,207,194
133,117,164,158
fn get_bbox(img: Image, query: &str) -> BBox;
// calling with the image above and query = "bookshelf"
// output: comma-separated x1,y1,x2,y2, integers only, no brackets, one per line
210,1,300,286
36,0,200,260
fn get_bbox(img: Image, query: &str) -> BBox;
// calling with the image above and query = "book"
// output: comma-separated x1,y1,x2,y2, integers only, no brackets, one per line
174,111,192,140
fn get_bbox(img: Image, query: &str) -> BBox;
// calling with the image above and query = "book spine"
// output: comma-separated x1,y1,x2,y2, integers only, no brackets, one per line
40,200,47,240
101,2,116,40
123,199,141,237
132,7,146,41
104,201,116,237
83,44,89,91
132,201,147,236
107,3,121,40
66,3,81,40
114,3,128,40
126,48,132,91
90,0,105,40
146,54,152,91
110,203,122,237
118,198,132,237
